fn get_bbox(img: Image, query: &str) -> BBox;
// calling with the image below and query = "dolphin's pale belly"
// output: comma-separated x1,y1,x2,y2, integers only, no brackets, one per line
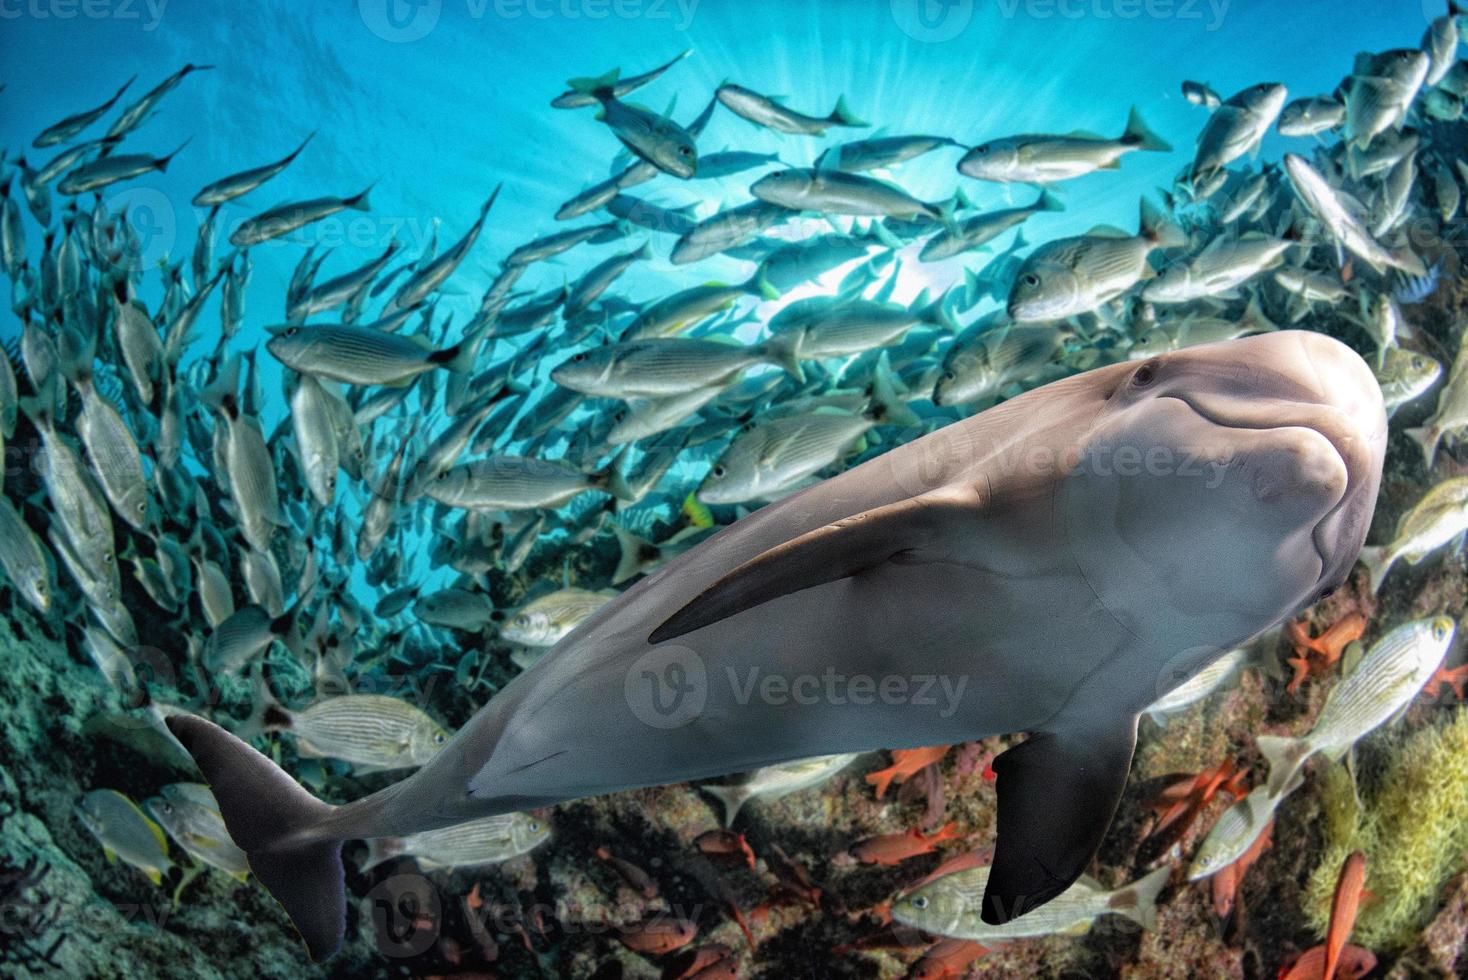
464,549,1134,809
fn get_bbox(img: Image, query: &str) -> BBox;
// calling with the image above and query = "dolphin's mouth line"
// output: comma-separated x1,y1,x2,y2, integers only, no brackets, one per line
1156,393,1342,578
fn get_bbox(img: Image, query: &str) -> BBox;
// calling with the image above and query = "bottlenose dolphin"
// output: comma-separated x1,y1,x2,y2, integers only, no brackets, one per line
169,330,1385,960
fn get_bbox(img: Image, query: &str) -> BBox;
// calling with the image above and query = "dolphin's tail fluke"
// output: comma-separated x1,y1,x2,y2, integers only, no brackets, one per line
166,714,346,961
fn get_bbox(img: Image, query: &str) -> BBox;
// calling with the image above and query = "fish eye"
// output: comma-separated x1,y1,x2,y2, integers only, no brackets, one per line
911,896,929,910
1433,620,1451,642
973,145,989,155
678,146,693,157
1021,273,1039,287
437,471,449,480
941,370,956,382
285,327,298,337
711,465,726,478
1412,356,1427,369
433,732,446,745
1131,362,1158,388
573,353,587,362
103,552,113,565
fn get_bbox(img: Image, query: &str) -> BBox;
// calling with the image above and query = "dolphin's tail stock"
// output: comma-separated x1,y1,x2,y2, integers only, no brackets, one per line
166,714,347,961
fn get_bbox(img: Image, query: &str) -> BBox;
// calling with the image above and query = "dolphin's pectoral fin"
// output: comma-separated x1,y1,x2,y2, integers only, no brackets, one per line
982,717,1139,925
649,486,981,644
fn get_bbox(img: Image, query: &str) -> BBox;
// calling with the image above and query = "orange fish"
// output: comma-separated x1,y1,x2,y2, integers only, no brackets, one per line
596,846,658,899
694,829,757,871
908,937,988,979
854,823,962,866
1148,757,1248,840
1287,613,1367,694
618,914,698,956
1323,851,1367,980
866,746,951,800
1277,943,1375,980
662,944,735,980
1212,817,1273,918
1423,662,1468,701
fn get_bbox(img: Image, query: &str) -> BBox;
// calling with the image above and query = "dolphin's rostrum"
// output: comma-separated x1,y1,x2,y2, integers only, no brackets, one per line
168,330,1386,960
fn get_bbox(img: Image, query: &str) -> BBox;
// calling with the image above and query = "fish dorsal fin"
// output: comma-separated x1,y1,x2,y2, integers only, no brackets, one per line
649,484,984,644
1065,129,1105,140
1087,224,1130,239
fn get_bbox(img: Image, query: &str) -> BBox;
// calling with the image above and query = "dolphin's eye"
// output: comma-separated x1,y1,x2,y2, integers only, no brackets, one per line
1020,273,1039,287
1131,363,1158,388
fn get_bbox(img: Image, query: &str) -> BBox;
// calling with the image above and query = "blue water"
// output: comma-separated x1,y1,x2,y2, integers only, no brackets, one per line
0,0,1428,595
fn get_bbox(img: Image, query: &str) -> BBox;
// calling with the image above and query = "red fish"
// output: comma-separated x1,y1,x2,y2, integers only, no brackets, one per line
1286,613,1367,694
694,829,757,871
596,846,658,899
1323,851,1367,980
854,823,962,866
1148,757,1248,840
1277,943,1375,980
1423,662,1468,701
618,914,698,956
866,746,951,800
908,937,988,979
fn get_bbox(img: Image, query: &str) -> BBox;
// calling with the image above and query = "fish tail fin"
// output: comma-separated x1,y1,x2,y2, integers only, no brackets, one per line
1403,424,1440,471
701,783,750,827
759,334,805,383
1255,734,1310,797
593,447,636,501
611,524,651,585
1035,188,1065,212
1139,197,1186,249
869,351,920,426
829,95,868,128
568,68,620,100
288,131,316,160
744,268,780,301
237,660,293,740
919,290,957,332
164,714,346,961
431,318,491,374
1241,291,1278,334
1121,107,1171,153
157,137,192,172
346,183,375,212
1355,544,1396,595
1109,864,1171,931
357,836,405,872
1388,245,1426,278
864,766,897,800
